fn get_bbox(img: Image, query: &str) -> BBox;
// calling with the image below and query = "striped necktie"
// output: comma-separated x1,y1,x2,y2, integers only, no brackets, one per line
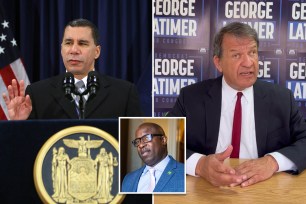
74,80,86,118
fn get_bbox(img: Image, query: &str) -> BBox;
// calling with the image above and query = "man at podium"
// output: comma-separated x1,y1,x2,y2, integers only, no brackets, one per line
2,18,142,120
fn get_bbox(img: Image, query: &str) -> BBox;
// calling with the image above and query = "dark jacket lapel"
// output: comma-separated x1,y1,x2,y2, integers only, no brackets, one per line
253,80,269,157
49,75,78,118
205,76,222,154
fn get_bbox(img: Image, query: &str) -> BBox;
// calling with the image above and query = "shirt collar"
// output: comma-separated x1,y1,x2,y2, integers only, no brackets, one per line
75,76,88,87
222,76,253,104
143,155,170,174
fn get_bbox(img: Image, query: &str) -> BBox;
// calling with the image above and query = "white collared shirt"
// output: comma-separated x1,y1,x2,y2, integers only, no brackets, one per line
137,155,170,192
216,77,258,158
186,77,297,176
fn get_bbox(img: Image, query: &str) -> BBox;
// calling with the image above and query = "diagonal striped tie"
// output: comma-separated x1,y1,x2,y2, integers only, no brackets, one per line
74,80,86,118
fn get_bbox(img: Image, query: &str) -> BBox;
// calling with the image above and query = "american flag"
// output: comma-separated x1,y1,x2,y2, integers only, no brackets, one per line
0,6,30,120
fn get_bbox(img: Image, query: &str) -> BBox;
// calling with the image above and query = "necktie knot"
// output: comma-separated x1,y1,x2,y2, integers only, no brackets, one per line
237,92,243,99
149,168,155,175
75,80,85,94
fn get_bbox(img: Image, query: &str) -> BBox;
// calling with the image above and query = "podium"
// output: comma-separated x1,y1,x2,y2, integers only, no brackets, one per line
0,119,151,204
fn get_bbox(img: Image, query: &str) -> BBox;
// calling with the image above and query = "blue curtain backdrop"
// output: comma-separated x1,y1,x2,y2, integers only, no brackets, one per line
0,0,152,116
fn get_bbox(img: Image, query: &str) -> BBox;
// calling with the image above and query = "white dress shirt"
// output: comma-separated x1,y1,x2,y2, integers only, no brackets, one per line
186,77,297,176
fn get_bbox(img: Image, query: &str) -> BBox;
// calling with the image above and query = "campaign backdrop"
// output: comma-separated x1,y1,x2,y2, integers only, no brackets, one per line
154,0,306,117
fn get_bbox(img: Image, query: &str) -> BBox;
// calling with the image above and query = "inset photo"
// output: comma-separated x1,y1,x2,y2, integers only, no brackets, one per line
119,117,186,194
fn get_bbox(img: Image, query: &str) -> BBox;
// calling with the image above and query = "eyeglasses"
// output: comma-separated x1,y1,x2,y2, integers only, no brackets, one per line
132,134,163,147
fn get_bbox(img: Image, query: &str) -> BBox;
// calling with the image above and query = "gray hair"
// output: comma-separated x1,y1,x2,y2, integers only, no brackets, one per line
213,22,259,58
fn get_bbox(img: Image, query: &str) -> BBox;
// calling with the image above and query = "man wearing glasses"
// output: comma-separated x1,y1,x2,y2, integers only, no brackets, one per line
121,122,185,192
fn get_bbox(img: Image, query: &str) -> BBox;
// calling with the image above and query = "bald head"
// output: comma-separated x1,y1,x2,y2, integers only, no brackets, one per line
135,122,168,166
136,122,165,137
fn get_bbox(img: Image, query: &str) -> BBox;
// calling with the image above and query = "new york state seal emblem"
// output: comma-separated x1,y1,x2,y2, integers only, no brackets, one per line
34,126,124,204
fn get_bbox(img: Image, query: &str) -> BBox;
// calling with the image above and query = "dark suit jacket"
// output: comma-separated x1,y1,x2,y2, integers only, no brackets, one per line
169,76,306,173
121,156,185,192
25,73,142,119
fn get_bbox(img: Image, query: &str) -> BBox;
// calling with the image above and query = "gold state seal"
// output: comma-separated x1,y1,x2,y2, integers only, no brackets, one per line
34,126,124,204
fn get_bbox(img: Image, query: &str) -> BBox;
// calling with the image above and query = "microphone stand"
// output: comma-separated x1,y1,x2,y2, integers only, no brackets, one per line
71,85,98,119
63,71,99,119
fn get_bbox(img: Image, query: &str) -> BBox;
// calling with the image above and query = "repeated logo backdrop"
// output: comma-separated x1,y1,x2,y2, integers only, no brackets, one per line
154,0,306,117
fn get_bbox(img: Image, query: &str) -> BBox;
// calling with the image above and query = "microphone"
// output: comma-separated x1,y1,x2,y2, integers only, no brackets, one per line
87,71,100,101
63,72,75,101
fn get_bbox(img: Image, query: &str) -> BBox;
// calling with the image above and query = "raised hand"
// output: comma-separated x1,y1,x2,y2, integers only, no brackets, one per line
2,79,32,120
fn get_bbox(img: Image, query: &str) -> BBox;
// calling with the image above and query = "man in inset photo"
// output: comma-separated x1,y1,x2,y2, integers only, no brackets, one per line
120,118,185,193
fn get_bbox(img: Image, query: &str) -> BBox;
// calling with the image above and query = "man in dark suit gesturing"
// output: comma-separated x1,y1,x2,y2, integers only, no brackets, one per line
2,18,142,119
122,122,185,192
169,22,306,187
